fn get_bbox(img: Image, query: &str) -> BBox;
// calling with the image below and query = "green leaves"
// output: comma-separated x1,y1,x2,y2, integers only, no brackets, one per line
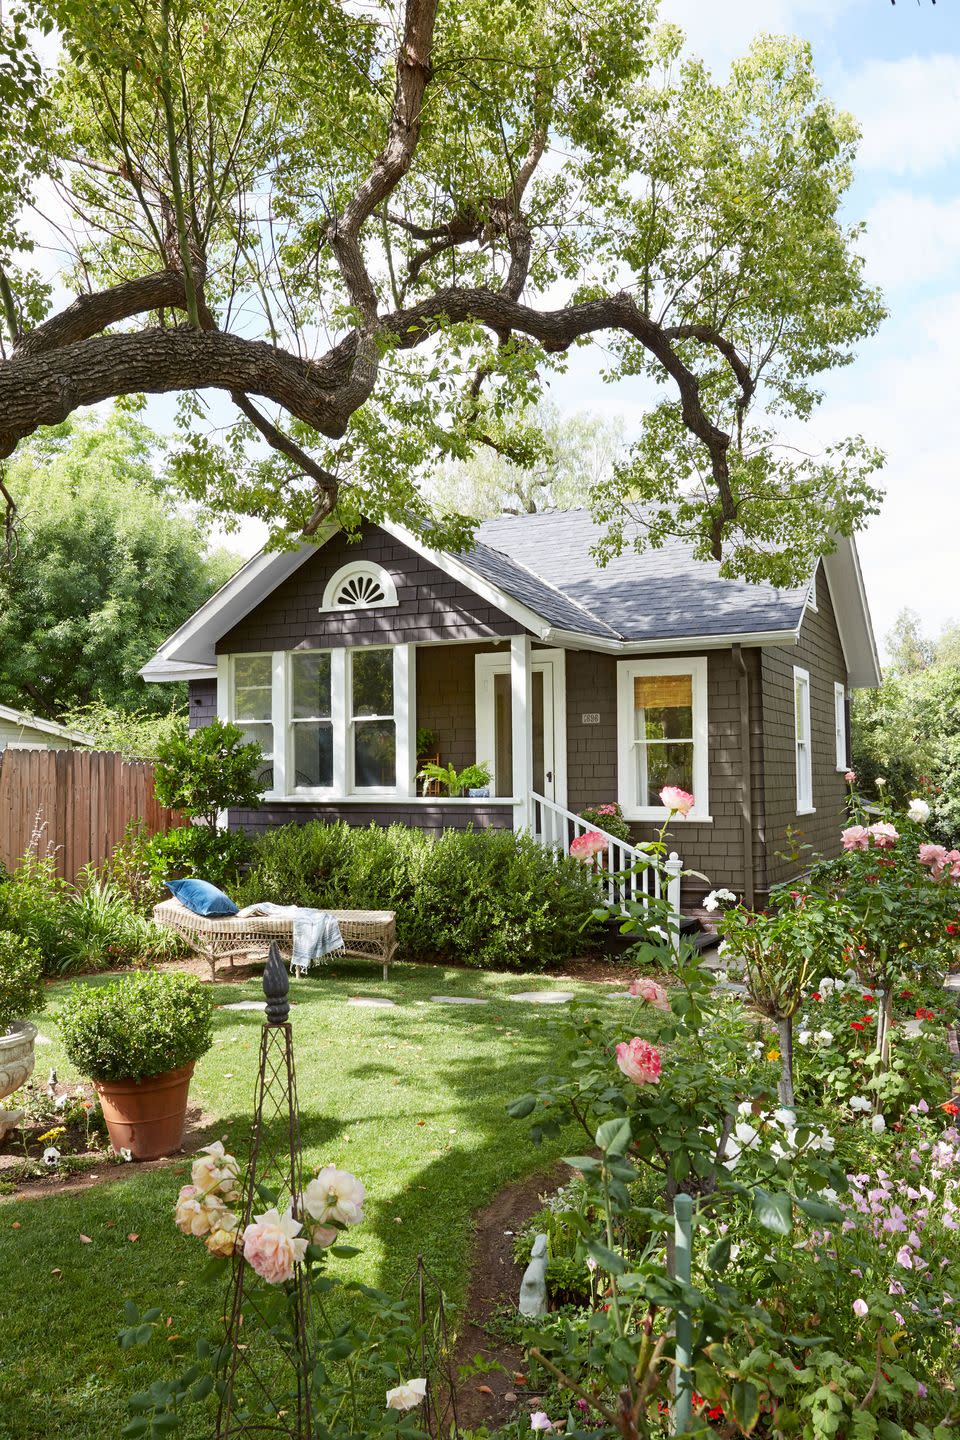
752,1187,793,1236
595,1116,631,1156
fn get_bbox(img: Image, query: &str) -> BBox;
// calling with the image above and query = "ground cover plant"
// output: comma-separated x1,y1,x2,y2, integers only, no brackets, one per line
237,821,604,969
0,962,606,1440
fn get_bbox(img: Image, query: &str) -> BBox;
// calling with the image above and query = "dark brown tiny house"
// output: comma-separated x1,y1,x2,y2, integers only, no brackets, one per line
143,511,879,909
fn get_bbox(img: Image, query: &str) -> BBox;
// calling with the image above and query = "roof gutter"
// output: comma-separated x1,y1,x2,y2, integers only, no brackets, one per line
541,626,801,656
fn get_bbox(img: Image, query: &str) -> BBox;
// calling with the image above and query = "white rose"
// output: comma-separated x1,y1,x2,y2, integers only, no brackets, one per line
798,1030,811,1046
817,1030,834,1045
849,1096,871,1113
773,1108,795,1128
908,798,931,824
303,1166,366,1228
871,1114,887,1135
386,1379,427,1412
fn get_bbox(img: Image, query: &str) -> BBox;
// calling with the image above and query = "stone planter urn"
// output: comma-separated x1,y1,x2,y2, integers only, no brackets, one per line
0,1021,38,1142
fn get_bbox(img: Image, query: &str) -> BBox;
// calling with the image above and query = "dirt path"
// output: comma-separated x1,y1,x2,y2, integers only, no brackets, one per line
451,1163,570,1433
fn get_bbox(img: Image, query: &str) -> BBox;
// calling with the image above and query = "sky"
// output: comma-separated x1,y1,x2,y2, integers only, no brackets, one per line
547,0,960,658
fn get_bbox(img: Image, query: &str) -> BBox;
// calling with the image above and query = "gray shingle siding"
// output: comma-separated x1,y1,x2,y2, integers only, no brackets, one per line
218,525,523,653
188,679,217,731
229,802,513,836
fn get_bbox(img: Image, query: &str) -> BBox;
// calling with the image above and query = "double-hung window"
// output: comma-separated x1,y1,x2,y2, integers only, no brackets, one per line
349,647,396,789
794,666,814,813
231,654,274,789
616,657,709,820
834,681,847,771
290,651,334,789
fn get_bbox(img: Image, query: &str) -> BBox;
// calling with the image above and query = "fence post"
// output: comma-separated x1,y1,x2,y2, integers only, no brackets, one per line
665,852,683,952
673,1194,694,1435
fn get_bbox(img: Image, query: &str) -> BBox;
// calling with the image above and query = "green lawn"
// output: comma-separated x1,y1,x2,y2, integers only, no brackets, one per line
0,962,606,1440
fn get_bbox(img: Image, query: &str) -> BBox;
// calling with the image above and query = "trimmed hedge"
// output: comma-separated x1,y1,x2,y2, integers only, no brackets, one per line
236,822,602,970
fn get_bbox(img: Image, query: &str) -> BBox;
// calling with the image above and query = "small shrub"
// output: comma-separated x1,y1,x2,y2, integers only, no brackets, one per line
154,718,267,829
578,801,631,843
58,972,213,1082
237,821,602,969
145,824,252,891
0,930,45,1032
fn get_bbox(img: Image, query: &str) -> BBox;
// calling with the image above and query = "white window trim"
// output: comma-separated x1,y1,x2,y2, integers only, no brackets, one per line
794,665,815,815
474,646,568,808
616,656,710,822
276,645,415,801
320,561,397,612
834,680,848,772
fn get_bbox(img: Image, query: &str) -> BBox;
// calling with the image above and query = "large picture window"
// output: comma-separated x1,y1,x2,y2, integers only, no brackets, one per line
232,654,274,788
616,658,709,820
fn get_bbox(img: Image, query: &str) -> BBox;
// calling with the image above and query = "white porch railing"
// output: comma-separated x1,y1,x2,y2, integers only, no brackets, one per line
530,791,683,928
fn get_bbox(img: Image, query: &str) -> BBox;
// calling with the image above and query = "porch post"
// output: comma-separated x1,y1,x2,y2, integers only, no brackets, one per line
511,633,534,832
395,643,417,797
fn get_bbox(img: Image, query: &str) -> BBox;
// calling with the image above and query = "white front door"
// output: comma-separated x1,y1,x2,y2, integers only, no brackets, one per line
475,649,566,805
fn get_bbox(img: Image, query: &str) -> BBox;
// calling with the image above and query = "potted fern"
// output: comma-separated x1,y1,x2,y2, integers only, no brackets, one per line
58,972,213,1159
416,761,491,798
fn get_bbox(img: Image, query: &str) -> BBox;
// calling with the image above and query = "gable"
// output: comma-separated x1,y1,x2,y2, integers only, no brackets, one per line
216,524,523,654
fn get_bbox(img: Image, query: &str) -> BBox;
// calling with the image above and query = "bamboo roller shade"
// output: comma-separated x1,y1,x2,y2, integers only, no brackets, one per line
633,674,693,709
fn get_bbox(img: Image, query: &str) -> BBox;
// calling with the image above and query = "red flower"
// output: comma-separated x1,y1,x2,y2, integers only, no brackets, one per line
708,1407,725,1421
899,990,913,999
862,994,875,1002
948,924,959,936
850,1022,865,1031
942,1102,960,1116
916,1008,936,1021
861,1015,875,1025
811,991,822,1001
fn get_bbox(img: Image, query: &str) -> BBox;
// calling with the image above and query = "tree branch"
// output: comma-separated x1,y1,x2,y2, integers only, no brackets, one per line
231,390,340,535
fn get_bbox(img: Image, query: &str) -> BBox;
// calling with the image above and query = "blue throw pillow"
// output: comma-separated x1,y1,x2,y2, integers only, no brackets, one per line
165,877,239,917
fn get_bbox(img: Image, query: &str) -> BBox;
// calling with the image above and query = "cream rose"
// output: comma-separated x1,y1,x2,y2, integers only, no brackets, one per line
303,1167,366,1228
386,1379,427,1411
175,1184,229,1238
242,1207,308,1284
191,1141,241,1202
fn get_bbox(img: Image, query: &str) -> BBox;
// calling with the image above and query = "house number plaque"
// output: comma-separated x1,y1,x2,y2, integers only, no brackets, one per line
581,712,601,725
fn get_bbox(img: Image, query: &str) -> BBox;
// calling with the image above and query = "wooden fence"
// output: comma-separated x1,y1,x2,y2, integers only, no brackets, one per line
0,748,184,883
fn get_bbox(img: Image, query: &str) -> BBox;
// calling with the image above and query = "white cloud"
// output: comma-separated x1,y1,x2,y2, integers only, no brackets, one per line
837,54,960,176
659,0,863,73
858,189,960,291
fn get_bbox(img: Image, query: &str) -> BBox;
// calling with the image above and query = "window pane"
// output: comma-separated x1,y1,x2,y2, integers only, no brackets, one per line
637,741,693,808
354,720,396,787
234,654,272,721
293,721,333,787
292,652,331,719
239,722,272,758
633,674,693,743
352,648,393,717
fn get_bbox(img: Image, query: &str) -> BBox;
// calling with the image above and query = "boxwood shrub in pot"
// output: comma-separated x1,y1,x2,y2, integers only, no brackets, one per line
58,972,213,1160
0,930,45,1140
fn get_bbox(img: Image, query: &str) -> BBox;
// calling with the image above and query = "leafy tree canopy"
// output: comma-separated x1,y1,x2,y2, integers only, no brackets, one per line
0,410,240,718
0,0,885,586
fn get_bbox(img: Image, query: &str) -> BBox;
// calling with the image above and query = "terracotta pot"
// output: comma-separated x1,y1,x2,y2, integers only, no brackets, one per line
95,1061,195,1160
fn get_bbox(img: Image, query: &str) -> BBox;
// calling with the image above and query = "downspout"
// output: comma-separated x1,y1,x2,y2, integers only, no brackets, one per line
732,644,756,909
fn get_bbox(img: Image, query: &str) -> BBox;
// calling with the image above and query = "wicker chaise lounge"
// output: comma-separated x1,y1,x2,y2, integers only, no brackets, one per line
152,897,397,981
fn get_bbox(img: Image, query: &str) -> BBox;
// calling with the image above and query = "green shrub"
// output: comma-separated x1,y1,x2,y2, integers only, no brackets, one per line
145,824,252,891
237,822,602,969
154,718,267,830
0,852,180,976
58,972,213,1081
0,930,45,1032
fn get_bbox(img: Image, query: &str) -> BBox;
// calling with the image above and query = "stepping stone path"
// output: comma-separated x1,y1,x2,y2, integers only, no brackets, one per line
219,1001,267,1012
347,996,396,1008
508,990,575,1004
429,995,488,1005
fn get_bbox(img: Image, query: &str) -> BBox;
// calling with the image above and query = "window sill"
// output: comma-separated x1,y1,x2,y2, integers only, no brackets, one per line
796,806,817,816
620,809,714,824
276,793,518,805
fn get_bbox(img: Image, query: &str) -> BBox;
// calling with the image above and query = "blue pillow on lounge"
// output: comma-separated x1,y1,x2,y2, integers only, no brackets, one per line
165,877,239,917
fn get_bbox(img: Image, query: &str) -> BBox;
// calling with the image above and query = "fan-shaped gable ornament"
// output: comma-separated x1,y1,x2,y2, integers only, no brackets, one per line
320,562,398,611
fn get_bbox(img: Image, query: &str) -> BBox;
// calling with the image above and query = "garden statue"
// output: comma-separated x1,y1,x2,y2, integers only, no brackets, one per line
519,1233,548,1317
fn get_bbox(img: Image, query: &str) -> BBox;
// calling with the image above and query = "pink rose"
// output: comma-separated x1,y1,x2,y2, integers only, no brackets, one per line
868,822,899,849
919,843,949,879
659,786,695,816
615,1036,662,1086
241,1207,308,1284
629,977,670,1011
852,1298,869,1318
841,825,870,851
947,850,960,880
570,830,607,862
845,770,856,784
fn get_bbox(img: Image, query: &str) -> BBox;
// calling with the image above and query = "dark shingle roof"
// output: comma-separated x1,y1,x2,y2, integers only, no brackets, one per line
459,510,808,642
